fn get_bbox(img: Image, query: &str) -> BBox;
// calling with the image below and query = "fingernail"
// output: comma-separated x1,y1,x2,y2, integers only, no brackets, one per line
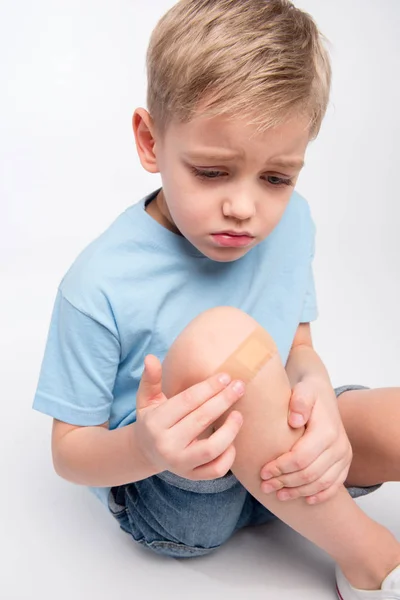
261,471,272,481
290,412,305,426
232,380,245,395
279,491,290,501
262,483,275,494
218,373,231,385
232,412,243,426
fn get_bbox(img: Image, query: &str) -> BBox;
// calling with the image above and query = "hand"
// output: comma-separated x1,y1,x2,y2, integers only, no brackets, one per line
260,379,353,504
135,354,245,480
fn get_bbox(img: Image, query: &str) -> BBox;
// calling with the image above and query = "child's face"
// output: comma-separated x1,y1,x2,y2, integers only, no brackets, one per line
134,108,310,262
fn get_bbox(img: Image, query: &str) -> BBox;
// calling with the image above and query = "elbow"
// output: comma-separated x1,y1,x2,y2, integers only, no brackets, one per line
51,419,78,482
51,442,70,481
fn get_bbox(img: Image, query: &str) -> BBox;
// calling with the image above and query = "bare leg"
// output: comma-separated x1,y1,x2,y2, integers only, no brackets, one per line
162,307,400,590
338,387,400,486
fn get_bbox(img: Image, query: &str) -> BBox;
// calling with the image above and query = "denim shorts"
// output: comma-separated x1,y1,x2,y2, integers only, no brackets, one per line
108,384,382,558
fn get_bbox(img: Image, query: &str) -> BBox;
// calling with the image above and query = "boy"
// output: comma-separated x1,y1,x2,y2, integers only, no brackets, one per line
33,1,400,598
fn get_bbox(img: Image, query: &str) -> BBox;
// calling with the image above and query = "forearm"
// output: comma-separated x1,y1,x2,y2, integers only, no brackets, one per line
53,422,160,487
285,344,332,390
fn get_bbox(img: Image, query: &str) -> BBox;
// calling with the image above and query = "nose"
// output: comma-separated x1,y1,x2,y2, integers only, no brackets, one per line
222,194,256,221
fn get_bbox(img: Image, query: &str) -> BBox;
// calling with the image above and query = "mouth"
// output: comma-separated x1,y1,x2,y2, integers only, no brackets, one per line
214,230,254,237
211,231,256,248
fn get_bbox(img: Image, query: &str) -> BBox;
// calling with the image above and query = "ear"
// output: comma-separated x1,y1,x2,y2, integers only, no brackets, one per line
132,108,159,174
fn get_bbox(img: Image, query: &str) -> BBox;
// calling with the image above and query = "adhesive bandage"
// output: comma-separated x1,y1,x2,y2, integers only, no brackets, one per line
214,325,277,384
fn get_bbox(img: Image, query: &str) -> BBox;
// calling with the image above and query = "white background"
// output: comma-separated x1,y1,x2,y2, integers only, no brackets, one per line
1,1,399,599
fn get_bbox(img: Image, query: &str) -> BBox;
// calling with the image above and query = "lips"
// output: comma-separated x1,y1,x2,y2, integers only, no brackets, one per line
214,230,254,237
211,231,255,248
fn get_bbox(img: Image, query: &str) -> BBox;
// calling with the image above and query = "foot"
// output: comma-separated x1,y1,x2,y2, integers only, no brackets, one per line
336,564,400,599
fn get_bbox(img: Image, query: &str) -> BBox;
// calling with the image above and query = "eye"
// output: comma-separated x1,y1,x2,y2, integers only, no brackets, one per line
191,167,293,187
192,168,223,179
267,175,293,187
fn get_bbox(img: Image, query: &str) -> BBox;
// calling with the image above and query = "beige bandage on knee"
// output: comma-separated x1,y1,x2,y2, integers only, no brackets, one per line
214,325,277,384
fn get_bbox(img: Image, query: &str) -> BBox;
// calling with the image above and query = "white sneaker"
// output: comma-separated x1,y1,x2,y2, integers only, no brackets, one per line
336,564,400,599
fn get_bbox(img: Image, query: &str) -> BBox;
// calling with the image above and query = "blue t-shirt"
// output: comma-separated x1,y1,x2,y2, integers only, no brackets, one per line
32,187,318,509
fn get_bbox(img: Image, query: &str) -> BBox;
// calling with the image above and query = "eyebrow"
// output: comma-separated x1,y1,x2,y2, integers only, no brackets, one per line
183,151,305,170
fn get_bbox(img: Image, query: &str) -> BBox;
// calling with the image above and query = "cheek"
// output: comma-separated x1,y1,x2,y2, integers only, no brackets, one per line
259,201,289,232
180,196,210,221
177,195,215,233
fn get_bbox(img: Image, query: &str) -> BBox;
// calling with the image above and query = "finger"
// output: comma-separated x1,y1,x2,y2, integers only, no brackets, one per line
191,444,237,480
306,465,350,505
156,372,240,430
288,382,317,428
261,431,327,478
136,355,164,410
305,482,343,505
175,381,245,447
262,449,338,493
269,459,345,501
185,410,243,470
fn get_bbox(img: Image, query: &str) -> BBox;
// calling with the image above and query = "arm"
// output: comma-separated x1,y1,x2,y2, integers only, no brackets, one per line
33,292,159,487
52,419,160,487
285,323,332,394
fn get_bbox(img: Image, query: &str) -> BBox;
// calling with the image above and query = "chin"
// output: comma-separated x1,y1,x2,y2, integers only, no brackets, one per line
202,247,250,262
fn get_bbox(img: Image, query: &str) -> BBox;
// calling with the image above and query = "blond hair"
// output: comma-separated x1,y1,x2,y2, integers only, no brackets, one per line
146,0,332,141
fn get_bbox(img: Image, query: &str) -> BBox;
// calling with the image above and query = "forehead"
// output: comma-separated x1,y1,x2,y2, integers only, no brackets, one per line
166,112,310,159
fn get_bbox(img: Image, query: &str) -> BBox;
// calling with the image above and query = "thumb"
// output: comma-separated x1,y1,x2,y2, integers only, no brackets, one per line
136,354,164,410
288,381,317,428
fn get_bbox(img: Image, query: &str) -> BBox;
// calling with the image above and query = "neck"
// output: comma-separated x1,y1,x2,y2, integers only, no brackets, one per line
146,189,182,236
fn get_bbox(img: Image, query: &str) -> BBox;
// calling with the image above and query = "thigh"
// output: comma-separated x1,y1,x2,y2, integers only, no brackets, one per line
108,470,248,558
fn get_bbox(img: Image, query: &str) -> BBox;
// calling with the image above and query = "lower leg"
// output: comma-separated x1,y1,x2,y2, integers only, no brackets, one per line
162,307,400,590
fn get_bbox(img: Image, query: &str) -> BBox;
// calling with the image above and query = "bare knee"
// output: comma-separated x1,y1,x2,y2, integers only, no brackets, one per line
162,306,275,397
161,307,302,463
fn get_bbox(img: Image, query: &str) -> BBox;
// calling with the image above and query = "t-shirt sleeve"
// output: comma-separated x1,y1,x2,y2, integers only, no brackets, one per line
32,288,120,426
299,265,318,323
299,217,318,323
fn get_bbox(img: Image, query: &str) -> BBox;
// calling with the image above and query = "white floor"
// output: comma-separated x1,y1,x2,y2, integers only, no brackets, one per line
3,271,400,600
